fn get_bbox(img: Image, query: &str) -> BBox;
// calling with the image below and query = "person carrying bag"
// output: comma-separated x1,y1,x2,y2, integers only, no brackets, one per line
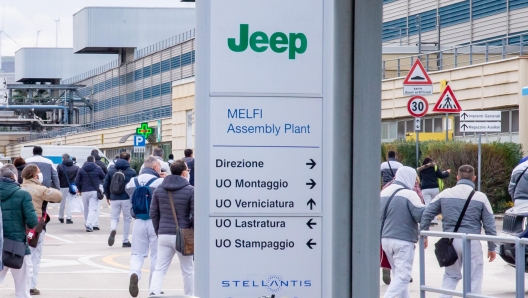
168,192,194,255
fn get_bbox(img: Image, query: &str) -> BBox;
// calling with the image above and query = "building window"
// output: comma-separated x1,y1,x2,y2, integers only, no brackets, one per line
434,118,443,132
501,110,510,133
406,120,414,134
397,121,405,139
512,110,519,132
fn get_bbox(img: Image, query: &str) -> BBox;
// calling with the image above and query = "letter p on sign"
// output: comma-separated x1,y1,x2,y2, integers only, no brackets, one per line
134,135,146,147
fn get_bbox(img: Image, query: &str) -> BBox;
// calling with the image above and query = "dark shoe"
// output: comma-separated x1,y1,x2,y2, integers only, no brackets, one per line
410,277,413,283
86,227,93,232
108,230,116,246
58,218,64,223
123,242,132,248
431,222,438,226
93,226,100,231
30,288,40,295
66,219,73,224
129,273,139,297
382,268,391,285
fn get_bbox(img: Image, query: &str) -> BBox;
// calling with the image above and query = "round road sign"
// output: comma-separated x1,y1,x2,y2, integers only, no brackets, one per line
407,96,429,118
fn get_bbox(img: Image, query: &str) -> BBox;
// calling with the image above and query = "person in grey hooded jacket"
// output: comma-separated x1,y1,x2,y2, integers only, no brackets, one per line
509,159,528,206
380,166,425,298
421,165,497,297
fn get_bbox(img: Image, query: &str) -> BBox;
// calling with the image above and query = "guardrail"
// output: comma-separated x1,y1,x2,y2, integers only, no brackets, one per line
382,32,528,80
419,231,528,298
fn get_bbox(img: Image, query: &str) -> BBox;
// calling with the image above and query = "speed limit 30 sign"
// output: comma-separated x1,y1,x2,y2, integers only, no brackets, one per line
407,96,429,118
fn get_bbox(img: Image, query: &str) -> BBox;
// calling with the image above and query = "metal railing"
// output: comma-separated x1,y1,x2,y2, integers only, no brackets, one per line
419,231,528,298
382,32,528,80
61,28,196,85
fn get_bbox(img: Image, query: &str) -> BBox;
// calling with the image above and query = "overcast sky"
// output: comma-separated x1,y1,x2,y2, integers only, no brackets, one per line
0,0,195,57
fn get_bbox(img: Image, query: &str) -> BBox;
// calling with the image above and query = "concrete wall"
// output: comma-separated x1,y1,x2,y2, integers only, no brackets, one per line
382,56,527,150
171,78,195,158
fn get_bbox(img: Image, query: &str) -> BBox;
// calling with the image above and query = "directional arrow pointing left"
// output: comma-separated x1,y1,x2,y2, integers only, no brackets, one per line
306,179,316,189
306,218,316,229
306,239,317,249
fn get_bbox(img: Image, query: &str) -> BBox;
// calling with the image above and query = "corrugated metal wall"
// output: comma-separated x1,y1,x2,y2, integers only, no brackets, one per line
383,0,528,45
75,38,195,130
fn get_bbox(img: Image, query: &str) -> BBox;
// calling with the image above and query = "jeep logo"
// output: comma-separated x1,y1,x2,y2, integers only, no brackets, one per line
228,24,307,60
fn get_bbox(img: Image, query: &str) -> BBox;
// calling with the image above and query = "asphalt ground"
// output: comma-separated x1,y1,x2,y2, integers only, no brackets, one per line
0,201,186,298
379,219,528,298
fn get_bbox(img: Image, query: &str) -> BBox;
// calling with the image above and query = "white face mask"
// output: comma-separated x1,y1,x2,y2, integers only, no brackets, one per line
37,173,44,183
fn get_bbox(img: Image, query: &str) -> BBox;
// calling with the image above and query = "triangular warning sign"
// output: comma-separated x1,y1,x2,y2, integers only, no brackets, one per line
432,85,462,113
403,59,433,85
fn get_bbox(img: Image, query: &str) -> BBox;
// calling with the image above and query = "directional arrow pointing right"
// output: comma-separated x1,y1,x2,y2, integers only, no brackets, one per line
306,179,316,189
306,239,317,249
306,218,316,229
306,159,316,169
307,199,316,210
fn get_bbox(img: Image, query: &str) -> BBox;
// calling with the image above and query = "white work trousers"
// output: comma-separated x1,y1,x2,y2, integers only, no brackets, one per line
94,185,104,228
110,200,132,243
82,191,98,229
28,230,45,289
440,239,484,298
381,237,415,298
59,188,75,220
149,235,194,296
422,188,440,223
0,254,33,298
514,199,528,207
129,219,158,287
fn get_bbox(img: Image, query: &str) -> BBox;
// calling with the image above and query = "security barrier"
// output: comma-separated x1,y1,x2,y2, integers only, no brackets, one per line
419,231,528,298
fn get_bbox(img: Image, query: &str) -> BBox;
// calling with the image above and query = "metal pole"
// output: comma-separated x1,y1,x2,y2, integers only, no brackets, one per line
515,239,525,298
437,15,441,70
416,15,422,54
478,133,482,191
445,113,449,141
462,234,472,296
416,130,419,167
419,236,426,298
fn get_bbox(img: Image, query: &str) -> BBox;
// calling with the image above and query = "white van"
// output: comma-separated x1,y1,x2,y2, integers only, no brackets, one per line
20,145,109,167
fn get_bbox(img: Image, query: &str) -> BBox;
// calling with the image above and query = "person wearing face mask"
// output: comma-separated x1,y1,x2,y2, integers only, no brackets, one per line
380,166,426,298
149,160,194,296
124,156,166,297
20,164,63,296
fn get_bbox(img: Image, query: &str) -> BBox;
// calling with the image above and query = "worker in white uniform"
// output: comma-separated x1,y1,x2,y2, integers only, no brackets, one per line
380,166,426,298
421,165,497,297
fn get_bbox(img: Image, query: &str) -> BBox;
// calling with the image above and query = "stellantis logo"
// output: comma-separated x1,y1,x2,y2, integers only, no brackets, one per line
227,24,308,59
221,275,312,293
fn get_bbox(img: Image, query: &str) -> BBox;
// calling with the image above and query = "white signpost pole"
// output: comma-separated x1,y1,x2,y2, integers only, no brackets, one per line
415,118,421,167
478,133,482,191
196,0,381,297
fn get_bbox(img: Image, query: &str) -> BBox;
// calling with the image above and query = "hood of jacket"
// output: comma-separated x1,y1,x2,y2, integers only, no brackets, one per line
92,153,102,161
16,164,27,171
417,162,435,172
0,177,21,201
62,159,74,167
160,175,190,191
394,166,417,190
82,162,98,172
115,159,131,170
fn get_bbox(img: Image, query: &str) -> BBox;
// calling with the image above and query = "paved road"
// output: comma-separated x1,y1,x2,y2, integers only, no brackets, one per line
0,202,186,298
379,219,528,298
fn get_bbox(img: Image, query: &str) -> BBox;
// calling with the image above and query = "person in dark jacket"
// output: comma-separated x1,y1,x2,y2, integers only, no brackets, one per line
75,156,105,232
182,149,194,186
91,150,108,231
103,152,136,246
57,154,79,224
417,157,451,225
13,157,27,184
149,160,194,296
0,165,38,298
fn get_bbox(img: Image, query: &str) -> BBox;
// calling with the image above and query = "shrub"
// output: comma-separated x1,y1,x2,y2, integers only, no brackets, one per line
382,140,523,213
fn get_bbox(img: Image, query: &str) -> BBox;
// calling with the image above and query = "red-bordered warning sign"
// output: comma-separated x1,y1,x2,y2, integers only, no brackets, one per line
407,96,429,117
403,60,433,85
432,85,462,113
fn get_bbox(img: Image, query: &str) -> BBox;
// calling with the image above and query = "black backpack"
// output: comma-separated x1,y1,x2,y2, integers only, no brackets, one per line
110,170,126,195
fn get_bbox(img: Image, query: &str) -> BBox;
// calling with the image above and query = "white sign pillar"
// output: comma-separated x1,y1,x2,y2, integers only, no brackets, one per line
196,0,382,297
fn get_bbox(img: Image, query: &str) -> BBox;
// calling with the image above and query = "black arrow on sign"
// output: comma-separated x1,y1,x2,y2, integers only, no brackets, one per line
461,112,469,120
306,239,317,249
461,123,468,131
307,199,316,210
306,179,316,189
306,218,316,229
306,159,316,169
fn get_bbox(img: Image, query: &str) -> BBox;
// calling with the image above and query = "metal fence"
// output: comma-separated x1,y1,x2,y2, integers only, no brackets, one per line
419,231,528,298
382,32,528,80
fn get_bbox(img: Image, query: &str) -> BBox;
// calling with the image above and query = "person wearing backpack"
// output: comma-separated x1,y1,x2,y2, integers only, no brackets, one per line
57,154,79,224
103,152,136,247
125,156,165,297
418,157,451,225
421,165,497,297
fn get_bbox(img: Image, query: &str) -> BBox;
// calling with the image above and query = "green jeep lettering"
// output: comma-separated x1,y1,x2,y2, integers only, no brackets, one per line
227,24,307,59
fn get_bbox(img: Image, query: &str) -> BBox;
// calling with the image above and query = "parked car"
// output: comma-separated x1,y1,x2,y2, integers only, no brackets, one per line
498,205,528,271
